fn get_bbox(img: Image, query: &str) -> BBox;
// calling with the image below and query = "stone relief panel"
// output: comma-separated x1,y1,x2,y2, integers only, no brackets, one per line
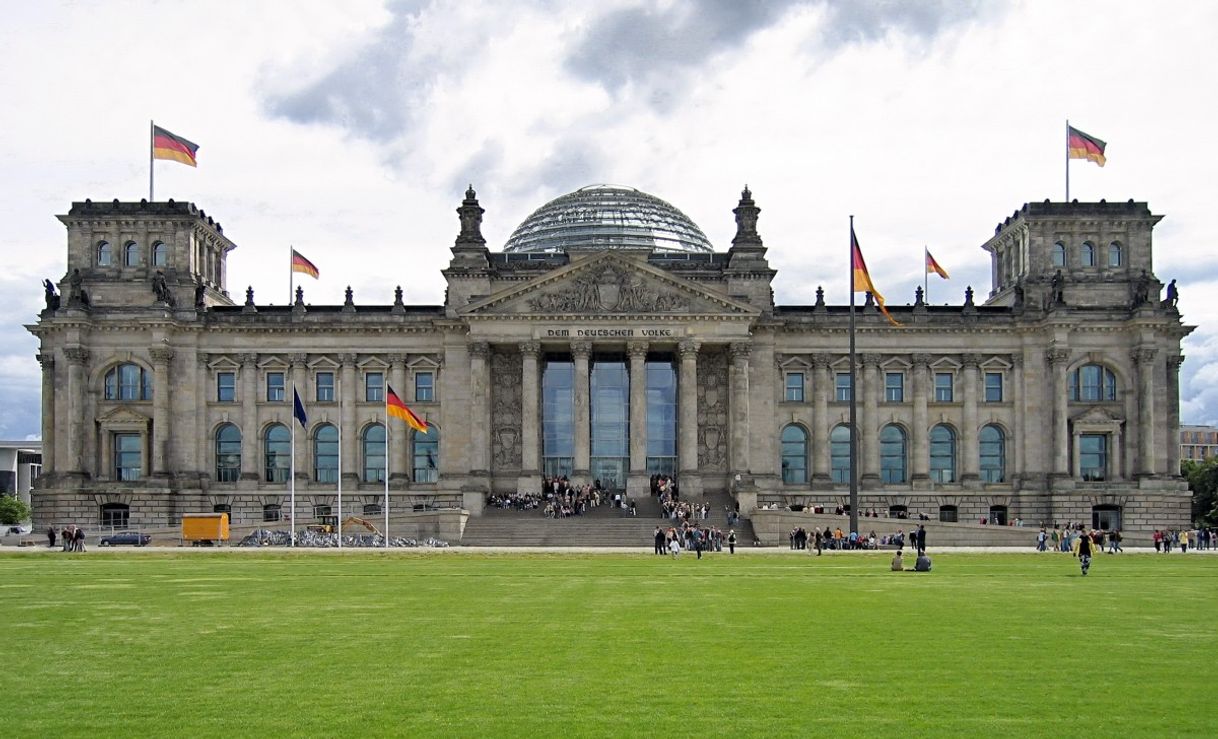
491,348,523,472
697,347,729,471
526,263,690,313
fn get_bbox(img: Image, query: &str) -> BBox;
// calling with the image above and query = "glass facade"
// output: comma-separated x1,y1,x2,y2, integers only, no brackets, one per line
542,359,574,478
114,433,141,481
590,357,629,489
830,425,852,483
1080,433,1107,481
781,424,808,484
314,424,339,483
413,426,439,482
645,359,677,477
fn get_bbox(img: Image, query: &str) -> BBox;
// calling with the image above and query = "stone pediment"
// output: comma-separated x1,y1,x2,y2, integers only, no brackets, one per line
97,406,152,428
1072,406,1124,425
460,252,758,318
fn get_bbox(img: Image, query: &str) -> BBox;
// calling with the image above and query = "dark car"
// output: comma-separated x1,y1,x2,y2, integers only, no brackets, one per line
99,531,151,547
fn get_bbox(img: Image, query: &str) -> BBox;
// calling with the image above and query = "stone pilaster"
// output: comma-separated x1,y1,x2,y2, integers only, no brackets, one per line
860,353,881,485
678,340,700,483
37,353,55,473
1168,354,1184,476
729,342,751,473
63,347,89,475
388,353,409,481
1046,346,1071,477
518,341,541,491
239,352,259,479
290,353,308,482
150,346,175,475
911,354,930,484
811,353,831,483
340,353,358,485
1012,354,1025,478
627,341,649,496
961,353,981,482
571,341,592,480
469,342,491,475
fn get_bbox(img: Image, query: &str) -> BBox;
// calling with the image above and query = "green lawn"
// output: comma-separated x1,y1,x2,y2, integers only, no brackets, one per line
0,550,1213,737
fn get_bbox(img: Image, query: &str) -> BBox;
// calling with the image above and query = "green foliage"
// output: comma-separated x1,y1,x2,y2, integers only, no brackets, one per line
0,494,31,525
0,551,1215,735
1181,458,1218,524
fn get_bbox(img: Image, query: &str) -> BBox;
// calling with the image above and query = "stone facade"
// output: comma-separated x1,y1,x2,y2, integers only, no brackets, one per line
27,190,1194,541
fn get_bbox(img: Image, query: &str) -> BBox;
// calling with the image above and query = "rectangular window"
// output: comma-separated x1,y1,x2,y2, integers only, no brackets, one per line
114,433,141,481
415,371,434,402
365,371,384,402
835,372,852,402
885,372,904,402
784,372,804,402
266,372,285,402
316,372,335,402
1080,434,1108,481
934,372,954,402
216,371,235,402
984,372,1003,403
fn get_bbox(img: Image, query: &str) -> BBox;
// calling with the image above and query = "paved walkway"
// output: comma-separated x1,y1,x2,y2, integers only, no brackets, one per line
2,544,1210,555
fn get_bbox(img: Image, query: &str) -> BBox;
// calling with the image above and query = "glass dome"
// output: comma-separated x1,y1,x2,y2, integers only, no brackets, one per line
503,185,714,254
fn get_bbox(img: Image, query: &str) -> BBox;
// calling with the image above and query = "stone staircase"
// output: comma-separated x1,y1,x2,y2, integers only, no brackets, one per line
460,489,755,547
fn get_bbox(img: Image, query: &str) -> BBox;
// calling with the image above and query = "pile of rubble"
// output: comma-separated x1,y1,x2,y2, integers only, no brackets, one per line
236,528,448,548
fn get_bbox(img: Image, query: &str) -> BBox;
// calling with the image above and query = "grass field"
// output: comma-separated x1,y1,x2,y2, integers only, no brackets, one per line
1,549,1213,737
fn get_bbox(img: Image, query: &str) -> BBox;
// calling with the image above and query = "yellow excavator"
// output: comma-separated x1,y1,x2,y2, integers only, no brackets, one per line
339,517,381,537
307,516,381,536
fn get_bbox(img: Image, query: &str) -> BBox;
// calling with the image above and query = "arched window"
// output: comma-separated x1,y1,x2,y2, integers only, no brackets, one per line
262,503,281,522
152,241,168,267
100,502,130,528
314,424,339,483
123,241,140,267
1107,241,1122,267
979,425,1005,483
104,363,152,401
313,503,332,520
214,423,241,482
929,424,956,483
880,424,907,484
1068,364,1118,402
1052,242,1066,267
97,240,112,266
988,504,1008,526
1081,242,1095,267
938,504,958,523
888,504,908,518
363,424,386,482
363,503,382,516
830,424,852,484
213,503,232,522
1092,504,1121,531
780,424,808,484
264,424,290,483
413,425,440,482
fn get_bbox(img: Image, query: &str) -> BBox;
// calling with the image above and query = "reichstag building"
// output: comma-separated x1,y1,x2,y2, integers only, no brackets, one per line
28,185,1192,538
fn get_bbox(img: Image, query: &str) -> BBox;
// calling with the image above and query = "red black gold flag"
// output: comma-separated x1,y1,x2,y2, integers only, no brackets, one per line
291,249,320,279
386,385,430,433
851,227,900,326
1067,126,1106,167
152,125,199,167
925,248,950,279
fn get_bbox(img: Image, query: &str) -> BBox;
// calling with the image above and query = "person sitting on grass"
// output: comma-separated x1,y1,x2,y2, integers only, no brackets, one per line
914,552,932,572
891,550,904,571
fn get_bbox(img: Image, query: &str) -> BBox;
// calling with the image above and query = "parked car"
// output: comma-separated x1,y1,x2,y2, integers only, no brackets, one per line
99,531,151,547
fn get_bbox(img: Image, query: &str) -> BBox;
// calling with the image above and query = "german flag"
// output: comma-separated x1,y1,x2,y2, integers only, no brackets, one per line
1068,125,1106,167
386,384,429,433
851,226,900,326
291,249,319,279
152,125,199,167
925,248,949,279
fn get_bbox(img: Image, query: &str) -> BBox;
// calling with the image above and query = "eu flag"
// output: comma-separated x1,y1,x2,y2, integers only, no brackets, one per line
293,388,308,428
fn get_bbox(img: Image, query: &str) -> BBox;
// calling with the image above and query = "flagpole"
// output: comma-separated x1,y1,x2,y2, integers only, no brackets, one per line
149,120,155,202
337,385,343,549
924,246,929,305
290,395,296,548
1065,119,1070,202
383,407,390,548
848,216,859,539
289,245,294,306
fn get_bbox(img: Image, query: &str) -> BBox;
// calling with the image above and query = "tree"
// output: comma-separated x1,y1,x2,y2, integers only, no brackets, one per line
0,494,32,525
1181,458,1218,525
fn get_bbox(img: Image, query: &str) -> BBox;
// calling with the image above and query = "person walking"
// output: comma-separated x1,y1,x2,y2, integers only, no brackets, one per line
46,526,56,548
653,526,666,556
1077,528,1093,576
916,525,927,556
727,529,737,554
74,526,87,552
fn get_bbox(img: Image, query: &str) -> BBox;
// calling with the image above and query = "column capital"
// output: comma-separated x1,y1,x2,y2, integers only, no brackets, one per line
387,352,407,366
571,340,593,359
961,353,983,368
239,352,258,368
1168,354,1185,371
729,342,751,360
63,347,89,365
911,353,933,368
339,352,358,367
37,352,55,370
289,353,308,368
149,346,175,365
1011,353,1024,368
860,352,882,367
518,341,541,358
469,341,491,358
678,340,700,359
1131,346,1158,365
810,352,832,369
627,341,649,360
1045,347,1071,366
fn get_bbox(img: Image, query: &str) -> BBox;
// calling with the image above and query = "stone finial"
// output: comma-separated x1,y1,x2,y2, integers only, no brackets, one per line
963,285,975,306
245,286,255,306
814,285,825,307
394,285,404,306
344,286,354,306
294,286,304,306
863,291,875,307
914,285,924,306
456,184,486,247
731,185,762,247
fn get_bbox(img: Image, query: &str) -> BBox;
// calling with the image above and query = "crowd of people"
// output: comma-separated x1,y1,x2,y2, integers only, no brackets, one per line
48,525,86,551
652,522,734,558
487,476,643,519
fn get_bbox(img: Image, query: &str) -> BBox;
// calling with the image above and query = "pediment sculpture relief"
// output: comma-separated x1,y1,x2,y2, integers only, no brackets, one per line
526,264,689,314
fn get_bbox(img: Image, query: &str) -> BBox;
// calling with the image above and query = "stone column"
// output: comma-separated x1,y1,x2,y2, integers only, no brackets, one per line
37,353,55,474
63,347,89,474
1168,355,1184,476
860,353,881,485
1012,354,1025,478
340,353,358,485
911,354,930,483
239,352,259,479
729,342,751,473
469,342,491,475
388,353,409,481
1047,347,1071,478
195,353,208,477
1133,346,1157,476
961,353,981,482
150,347,175,475
811,353,831,483
627,341,649,496
290,353,308,482
519,341,541,480
678,340,699,476
572,340,592,480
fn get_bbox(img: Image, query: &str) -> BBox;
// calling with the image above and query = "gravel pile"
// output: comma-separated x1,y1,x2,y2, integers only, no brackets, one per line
236,528,448,548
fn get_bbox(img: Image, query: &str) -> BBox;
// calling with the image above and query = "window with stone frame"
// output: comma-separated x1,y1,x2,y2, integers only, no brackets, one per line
316,371,335,402
984,372,1003,403
415,371,434,402
885,372,904,402
262,504,281,522
784,372,804,402
100,502,130,528
113,433,142,481
365,371,384,402
834,372,852,402
934,372,954,402
216,371,236,402
1079,433,1108,481
1068,364,1117,402
266,372,285,402
104,363,152,401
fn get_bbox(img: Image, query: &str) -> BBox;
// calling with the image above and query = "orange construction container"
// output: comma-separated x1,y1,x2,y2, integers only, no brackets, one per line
181,513,230,546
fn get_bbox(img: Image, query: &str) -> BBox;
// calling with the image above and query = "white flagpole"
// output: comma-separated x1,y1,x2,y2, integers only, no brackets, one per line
383,407,390,548
289,245,294,306
149,120,155,201
290,397,296,548
337,385,343,549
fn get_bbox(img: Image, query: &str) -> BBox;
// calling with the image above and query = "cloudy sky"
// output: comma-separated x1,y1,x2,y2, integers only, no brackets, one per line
2,0,1217,441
